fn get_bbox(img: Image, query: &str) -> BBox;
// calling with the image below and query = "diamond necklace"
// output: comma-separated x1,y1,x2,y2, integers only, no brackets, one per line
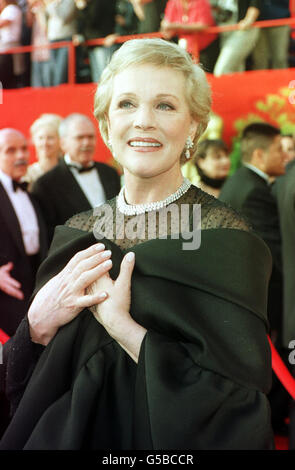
117,178,191,216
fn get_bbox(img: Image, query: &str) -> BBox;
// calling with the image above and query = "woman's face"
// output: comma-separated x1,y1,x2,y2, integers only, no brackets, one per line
107,64,197,182
33,125,60,161
198,147,230,179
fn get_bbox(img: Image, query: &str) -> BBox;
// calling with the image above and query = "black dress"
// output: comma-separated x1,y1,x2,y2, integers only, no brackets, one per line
0,186,274,450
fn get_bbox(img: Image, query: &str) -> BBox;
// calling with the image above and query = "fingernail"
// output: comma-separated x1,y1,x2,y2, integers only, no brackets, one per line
103,259,112,267
101,250,112,258
126,252,135,262
99,292,108,299
95,243,105,251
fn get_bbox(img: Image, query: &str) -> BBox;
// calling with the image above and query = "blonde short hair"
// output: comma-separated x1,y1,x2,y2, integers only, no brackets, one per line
94,38,212,161
30,114,62,139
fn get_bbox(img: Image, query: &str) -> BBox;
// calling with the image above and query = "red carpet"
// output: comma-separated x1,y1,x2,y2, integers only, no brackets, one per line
275,435,289,450
0,328,9,344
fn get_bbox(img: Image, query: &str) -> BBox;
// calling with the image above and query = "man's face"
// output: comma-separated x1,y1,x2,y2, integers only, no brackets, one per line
0,130,29,181
60,118,96,166
263,135,288,177
281,136,295,164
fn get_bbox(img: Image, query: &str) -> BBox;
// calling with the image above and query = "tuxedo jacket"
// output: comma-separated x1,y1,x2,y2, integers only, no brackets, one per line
0,182,48,337
31,158,121,243
272,161,295,347
219,165,283,333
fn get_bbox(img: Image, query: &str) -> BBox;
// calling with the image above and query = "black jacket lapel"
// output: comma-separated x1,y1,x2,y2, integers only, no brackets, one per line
0,182,26,256
29,194,48,262
58,159,93,210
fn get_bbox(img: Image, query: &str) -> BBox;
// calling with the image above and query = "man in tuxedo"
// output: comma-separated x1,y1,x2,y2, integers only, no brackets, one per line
0,128,48,337
219,122,286,331
0,128,48,437
272,160,295,448
219,122,288,433
31,113,121,244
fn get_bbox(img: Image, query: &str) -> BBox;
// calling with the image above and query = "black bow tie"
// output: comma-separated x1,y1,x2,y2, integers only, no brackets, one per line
68,164,95,173
12,180,28,192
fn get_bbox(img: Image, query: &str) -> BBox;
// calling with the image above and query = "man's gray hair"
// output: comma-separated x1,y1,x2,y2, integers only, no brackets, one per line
58,113,94,138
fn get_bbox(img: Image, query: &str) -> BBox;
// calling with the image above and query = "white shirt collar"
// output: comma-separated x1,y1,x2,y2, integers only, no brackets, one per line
64,154,94,170
243,163,270,184
64,153,81,168
0,169,15,192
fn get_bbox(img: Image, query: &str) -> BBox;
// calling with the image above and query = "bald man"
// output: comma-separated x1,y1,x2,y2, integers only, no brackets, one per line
0,128,47,337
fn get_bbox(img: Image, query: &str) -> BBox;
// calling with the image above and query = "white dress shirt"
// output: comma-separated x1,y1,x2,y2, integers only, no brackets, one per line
64,154,106,208
0,170,40,255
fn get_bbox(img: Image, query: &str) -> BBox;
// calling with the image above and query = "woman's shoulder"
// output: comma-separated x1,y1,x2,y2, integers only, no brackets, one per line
189,185,252,232
65,210,94,231
65,198,116,232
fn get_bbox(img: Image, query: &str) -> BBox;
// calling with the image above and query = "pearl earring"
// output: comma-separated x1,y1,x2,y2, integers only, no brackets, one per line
185,136,194,159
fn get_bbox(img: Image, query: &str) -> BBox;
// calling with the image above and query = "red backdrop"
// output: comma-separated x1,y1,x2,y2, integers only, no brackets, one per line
1,69,295,163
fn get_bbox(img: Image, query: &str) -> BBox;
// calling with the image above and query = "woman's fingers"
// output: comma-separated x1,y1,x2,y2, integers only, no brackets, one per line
74,258,113,291
76,291,108,309
70,249,112,280
116,252,135,292
65,243,106,272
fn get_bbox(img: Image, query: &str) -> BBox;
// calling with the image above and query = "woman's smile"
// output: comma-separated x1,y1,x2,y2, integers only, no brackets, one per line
128,137,163,151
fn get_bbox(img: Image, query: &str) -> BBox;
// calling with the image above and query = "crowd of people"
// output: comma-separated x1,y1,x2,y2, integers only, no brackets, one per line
0,0,293,89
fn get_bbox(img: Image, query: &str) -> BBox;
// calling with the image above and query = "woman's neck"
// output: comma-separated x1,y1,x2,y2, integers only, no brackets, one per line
123,172,184,205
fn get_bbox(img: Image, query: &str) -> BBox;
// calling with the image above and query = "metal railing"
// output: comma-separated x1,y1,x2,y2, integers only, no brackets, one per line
1,17,295,85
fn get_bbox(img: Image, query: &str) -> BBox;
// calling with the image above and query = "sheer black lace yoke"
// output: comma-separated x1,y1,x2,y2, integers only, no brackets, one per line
65,185,251,250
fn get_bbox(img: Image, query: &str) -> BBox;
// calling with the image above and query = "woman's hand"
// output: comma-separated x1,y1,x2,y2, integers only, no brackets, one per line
28,243,112,346
88,252,147,363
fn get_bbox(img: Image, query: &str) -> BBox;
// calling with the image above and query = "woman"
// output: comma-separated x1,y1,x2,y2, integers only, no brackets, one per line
194,138,231,198
1,38,274,450
26,113,62,187
160,0,219,73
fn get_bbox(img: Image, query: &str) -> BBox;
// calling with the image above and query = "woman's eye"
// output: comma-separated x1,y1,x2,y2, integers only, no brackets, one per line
118,100,135,109
157,102,175,111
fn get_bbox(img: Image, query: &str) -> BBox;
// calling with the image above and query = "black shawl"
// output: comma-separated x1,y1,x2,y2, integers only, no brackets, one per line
0,226,274,450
